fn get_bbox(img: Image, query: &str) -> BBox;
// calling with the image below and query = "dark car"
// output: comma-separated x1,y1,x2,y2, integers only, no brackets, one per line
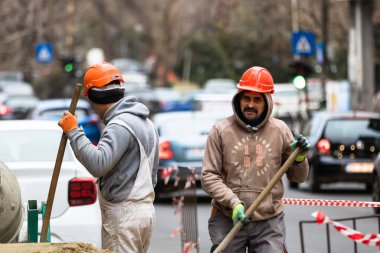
295,111,380,192
29,99,102,145
372,153,380,214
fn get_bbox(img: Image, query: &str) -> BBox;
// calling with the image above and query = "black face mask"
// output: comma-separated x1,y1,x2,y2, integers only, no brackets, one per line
88,87,125,104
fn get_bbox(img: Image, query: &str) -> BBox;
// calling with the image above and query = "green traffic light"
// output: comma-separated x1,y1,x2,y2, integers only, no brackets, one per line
292,75,306,89
64,63,74,72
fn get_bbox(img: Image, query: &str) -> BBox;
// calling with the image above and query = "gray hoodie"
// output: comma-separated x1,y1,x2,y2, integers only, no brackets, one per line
68,96,159,203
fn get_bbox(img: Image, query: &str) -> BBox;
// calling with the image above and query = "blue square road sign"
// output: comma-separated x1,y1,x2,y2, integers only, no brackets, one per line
291,31,316,57
35,43,53,64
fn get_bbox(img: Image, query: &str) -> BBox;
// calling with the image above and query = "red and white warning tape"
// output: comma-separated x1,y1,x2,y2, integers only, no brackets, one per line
182,242,196,253
312,211,380,247
282,198,380,208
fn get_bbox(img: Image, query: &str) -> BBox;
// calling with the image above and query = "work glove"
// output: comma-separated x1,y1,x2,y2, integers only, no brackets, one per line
232,203,249,225
290,134,311,162
58,111,78,134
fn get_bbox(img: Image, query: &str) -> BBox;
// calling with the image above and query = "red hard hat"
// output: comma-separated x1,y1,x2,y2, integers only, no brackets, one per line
237,66,274,94
83,62,124,96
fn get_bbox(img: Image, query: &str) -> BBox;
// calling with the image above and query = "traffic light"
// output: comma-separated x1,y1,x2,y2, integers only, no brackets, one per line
60,55,81,78
288,60,312,90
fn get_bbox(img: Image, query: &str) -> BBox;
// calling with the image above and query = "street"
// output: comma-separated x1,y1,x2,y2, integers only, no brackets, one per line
149,180,380,253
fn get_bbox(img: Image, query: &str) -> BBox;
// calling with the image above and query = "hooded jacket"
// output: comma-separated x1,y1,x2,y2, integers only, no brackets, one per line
67,96,159,203
201,91,309,220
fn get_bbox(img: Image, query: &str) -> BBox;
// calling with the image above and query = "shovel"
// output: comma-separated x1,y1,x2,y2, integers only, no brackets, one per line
40,83,82,242
213,147,301,253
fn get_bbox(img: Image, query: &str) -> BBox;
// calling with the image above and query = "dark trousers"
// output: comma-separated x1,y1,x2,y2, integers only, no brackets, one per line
208,209,287,253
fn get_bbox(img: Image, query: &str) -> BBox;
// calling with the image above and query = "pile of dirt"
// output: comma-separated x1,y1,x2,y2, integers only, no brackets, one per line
0,242,113,253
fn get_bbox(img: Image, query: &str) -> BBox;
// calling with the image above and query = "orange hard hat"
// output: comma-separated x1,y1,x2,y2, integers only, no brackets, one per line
83,62,124,96
237,66,274,94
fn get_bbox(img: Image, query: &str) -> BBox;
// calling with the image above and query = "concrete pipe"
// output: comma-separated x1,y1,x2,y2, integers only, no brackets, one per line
0,161,24,243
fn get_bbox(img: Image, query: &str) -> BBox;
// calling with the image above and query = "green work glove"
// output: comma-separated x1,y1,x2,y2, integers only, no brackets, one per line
290,134,311,162
232,203,247,225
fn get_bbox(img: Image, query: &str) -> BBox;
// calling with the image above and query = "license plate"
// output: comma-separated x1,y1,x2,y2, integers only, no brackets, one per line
345,162,374,173
186,148,204,159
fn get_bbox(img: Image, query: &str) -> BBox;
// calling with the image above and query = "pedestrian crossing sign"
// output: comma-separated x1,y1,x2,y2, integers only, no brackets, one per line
35,43,53,64
291,31,315,57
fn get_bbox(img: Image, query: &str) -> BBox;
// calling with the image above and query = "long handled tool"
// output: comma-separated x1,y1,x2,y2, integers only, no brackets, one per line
40,83,82,242
213,147,301,253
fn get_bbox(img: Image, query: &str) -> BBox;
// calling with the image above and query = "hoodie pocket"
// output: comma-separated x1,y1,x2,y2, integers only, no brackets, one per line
237,190,276,214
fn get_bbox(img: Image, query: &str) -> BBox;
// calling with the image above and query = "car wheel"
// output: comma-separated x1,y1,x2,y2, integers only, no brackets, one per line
307,166,320,192
372,174,380,214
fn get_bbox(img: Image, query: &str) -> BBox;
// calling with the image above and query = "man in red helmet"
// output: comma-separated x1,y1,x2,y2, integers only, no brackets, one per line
58,62,159,253
201,66,310,253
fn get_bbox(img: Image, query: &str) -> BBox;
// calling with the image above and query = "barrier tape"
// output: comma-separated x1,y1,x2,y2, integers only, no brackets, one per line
183,242,196,253
312,211,380,247
161,165,199,186
282,198,380,208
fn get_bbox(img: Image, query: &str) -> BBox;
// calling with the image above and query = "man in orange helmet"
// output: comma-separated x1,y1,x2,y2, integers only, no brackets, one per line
58,62,159,253
201,66,310,252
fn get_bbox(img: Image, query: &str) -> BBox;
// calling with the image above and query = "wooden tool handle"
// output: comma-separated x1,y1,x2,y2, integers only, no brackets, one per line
40,83,82,242
213,147,301,253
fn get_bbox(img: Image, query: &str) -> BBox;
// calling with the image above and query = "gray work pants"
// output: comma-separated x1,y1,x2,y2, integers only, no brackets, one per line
208,209,287,253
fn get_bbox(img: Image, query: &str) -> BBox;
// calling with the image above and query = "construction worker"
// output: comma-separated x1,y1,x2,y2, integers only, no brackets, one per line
201,66,310,253
58,62,159,253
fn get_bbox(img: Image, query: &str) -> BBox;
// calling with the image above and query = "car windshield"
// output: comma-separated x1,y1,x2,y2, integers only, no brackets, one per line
324,118,380,143
0,130,73,162
158,118,215,136
39,108,87,119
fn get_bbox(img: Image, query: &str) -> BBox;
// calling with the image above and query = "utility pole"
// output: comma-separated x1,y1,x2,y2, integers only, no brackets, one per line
348,0,375,111
291,0,310,131
65,0,75,55
182,49,192,82
320,0,328,109
291,0,299,33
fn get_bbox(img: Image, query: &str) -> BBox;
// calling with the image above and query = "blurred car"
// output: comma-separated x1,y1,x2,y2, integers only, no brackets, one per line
125,87,160,115
372,152,380,214
0,71,24,81
0,92,14,120
127,87,194,115
0,120,101,247
190,90,234,115
296,111,380,192
30,99,101,145
0,80,34,97
2,95,40,119
111,58,145,73
203,78,236,93
152,111,227,198
122,72,149,89
0,103,14,120
152,87,194,113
